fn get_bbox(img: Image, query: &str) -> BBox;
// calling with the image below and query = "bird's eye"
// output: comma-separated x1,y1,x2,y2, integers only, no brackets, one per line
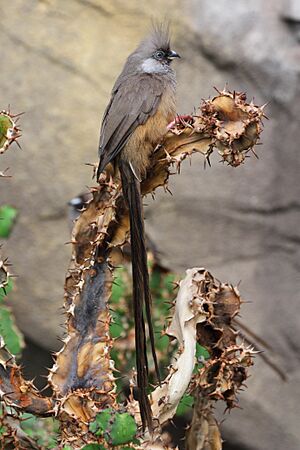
154,50,165,59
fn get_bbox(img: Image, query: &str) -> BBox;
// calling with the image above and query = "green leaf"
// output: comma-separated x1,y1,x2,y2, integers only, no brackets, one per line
0,306,23,354
20,415,58,447
196,343,210,363
149,270,161,291
109,311,123,338
155,333,169,352
0,425,6,435
176,394,194,416
108,412,137,446
89,408,112,436
46,437,58,449
0,277,13,303
81,445,105,450
163,273,177,293
20,413,37,433
0,114,13,150
0,205,18,238
90,410,137,446
111,268,125,303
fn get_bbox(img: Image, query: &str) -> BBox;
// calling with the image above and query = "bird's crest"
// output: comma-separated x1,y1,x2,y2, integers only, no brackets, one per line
149,21,170,51
137,21,171,54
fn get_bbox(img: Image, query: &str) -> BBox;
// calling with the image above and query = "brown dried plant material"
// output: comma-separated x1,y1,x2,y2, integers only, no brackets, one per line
0,411,41,449
0,337,53,416
136,268,253,449
48,183,120,442
137,266,254,450
192,270,255,409
0,411,21,450
150,268,210,428
0,90,263,448
113,90,264,248
0,112,53,447
46,90,263,447
0,257,10,292
0,255,52,418
184,270,255,450
186,394,222,450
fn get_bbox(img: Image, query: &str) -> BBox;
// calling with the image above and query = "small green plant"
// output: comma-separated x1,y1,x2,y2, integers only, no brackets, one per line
0,110,21,154
89,409,138,446
20,413,58,448
0,264,23,355
0,205,18,238
0,202,21,354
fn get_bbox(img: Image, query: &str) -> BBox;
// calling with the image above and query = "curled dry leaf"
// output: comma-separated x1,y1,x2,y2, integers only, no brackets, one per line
150,268,209,427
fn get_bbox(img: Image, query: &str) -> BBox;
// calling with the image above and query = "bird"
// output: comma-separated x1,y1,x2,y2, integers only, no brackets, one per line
97,24,180,430
68,192,92,226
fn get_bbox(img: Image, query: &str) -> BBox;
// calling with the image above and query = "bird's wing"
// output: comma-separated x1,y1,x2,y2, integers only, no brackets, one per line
97,74,164,174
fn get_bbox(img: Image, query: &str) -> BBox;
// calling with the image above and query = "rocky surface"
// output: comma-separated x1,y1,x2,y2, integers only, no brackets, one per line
1,1,299,449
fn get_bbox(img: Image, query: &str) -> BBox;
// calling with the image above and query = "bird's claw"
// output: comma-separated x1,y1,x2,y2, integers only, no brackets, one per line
167,115,194,130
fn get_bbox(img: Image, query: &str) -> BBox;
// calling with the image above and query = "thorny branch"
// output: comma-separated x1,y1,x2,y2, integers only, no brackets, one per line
0,111,53,448
48,90,263,447
0,91,265,449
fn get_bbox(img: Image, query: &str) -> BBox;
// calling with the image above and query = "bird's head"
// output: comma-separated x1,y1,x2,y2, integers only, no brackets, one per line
133,24,180,74
151,47,180,64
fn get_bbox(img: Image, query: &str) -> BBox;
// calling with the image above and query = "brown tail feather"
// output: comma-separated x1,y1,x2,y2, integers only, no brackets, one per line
120,161,160,431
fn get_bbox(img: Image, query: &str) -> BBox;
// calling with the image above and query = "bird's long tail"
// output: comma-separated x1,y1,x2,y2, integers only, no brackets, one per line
119,161,160,431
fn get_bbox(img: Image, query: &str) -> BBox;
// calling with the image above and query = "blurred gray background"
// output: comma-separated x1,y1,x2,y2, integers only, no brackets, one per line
1,1,300,449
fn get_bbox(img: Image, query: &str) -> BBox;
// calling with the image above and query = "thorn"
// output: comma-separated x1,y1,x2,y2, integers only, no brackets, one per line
14,140,22,151
250,147,259,159
165,185,173,196
213,86,222,95
11,112,25,118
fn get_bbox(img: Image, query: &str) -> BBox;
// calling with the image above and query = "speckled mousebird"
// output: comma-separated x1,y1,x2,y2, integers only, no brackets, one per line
97,24,180,430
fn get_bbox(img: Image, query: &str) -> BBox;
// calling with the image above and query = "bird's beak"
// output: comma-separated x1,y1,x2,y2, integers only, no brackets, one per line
168,50,181,59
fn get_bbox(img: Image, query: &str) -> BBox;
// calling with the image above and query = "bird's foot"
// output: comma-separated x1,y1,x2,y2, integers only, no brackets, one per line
167,114,194,130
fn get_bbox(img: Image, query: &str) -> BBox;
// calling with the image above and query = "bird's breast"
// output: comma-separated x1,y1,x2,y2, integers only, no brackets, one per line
146,85,176,144
122,80,176,177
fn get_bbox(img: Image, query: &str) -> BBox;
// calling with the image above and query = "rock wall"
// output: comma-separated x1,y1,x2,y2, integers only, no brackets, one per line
1,1,299,449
